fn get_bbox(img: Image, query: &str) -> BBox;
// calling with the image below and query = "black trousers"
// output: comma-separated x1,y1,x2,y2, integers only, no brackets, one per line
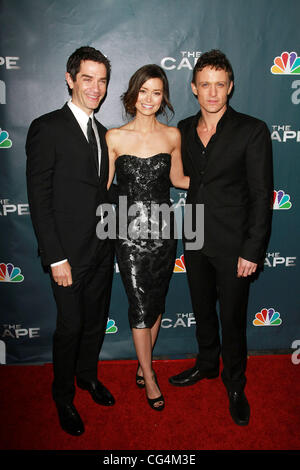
50,240,114,405
184,249,250,393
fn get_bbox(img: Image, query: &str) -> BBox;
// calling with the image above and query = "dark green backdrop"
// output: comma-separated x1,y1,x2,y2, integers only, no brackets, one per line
0,0,299,364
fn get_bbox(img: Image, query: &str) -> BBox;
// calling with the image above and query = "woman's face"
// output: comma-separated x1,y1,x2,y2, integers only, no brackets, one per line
135,77,164,116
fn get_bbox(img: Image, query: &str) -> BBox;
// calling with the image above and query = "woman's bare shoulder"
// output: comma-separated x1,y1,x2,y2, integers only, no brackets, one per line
106,125,131,143
160,124,181,145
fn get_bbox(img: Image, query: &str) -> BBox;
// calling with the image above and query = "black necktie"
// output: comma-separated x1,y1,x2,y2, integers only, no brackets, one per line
87,117,99,174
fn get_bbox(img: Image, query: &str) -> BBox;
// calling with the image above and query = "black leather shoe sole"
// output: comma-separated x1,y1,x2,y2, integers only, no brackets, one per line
60,421,84,436
229,411,249,426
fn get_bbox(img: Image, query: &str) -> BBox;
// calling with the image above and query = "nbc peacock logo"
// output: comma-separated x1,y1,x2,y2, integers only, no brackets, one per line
0,128,12,148
0,263,24,283
106,318,118,334
253,308,282,326
273,190,292,210
271,51,300,75
174,254,186,272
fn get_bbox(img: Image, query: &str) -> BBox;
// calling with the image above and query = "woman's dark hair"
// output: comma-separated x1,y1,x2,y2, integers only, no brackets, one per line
66,46,111,95
192,49,234,83
122,64,174,118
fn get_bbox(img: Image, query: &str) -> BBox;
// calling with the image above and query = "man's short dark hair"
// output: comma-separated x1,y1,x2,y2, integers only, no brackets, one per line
66,46,111,95
192,49,234,83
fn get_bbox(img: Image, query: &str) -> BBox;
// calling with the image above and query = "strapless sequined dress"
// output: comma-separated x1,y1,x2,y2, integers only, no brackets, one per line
115,153,177,329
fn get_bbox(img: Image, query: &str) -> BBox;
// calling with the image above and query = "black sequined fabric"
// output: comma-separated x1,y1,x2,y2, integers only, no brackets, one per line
115,154,177,329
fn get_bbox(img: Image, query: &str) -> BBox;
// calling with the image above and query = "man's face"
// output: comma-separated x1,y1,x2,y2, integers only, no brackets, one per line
191,66,233,115
65,60,107,115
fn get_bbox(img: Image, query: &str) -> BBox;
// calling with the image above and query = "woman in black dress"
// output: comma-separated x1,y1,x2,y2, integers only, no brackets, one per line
106,65,189,410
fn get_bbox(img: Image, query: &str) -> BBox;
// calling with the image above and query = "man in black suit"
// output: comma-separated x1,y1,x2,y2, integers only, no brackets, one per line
169,50,273,425
26,46,115,436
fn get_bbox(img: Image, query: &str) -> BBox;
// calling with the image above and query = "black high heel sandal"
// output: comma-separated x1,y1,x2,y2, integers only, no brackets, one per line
146,373,165,411
136,364,145,388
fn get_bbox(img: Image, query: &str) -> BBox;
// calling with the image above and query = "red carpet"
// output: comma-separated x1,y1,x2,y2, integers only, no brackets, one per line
0,356,299,451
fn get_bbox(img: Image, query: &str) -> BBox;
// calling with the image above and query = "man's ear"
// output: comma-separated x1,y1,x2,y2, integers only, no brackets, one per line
65,72,74,91
227,80,234,96
191,81,197,96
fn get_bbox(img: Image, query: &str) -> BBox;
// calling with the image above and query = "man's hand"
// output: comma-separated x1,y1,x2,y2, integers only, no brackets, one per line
237,257,257,278
51,261,73,286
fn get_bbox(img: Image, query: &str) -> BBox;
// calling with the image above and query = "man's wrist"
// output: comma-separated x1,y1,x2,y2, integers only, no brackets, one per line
50,259,68,267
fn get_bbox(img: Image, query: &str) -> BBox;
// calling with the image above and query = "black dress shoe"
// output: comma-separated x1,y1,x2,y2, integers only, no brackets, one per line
77,379,115,406
169,366,219,386
228,391,250,426
56,403,84,436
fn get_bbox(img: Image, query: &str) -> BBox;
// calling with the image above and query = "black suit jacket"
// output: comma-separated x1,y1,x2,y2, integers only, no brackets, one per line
179,106,273,264
26,103,110,267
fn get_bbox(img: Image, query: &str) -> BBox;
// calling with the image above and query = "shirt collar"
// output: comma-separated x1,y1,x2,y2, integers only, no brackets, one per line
67,99,94,126
193,106,232,148
216,105,230,132
194,105,230,131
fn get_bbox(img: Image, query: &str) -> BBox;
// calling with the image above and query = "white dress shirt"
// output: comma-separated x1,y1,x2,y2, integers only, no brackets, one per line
51,100,101,268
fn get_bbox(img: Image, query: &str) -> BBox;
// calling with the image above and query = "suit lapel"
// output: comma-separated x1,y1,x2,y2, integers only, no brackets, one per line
185,112,202,176
60,103,88,146
60,104,100,180
95,118,108,185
